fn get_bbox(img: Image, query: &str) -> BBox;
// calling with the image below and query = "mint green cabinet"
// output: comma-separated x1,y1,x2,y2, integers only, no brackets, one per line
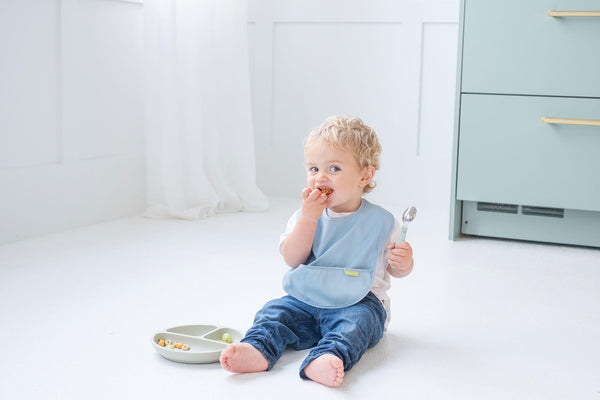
450,0,600,247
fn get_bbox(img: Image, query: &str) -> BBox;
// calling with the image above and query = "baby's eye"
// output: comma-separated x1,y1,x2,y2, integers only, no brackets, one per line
309,166,319,173
329,166,341,173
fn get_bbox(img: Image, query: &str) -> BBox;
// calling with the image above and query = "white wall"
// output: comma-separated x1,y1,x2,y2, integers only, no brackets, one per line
0,0,459,244
247,0,459,235
0,0,145,244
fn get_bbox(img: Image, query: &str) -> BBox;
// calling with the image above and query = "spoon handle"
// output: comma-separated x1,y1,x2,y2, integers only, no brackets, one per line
390,225,408,268
397,224,408,243
390,225,408,269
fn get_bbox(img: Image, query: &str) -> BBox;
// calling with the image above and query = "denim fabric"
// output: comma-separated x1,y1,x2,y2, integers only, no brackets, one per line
241,292,387,379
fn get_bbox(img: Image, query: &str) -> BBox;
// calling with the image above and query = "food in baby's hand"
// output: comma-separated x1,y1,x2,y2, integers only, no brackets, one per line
221,333,232,343
319,187,333,195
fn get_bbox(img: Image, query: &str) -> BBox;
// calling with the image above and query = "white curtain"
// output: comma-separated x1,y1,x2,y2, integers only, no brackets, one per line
143,0,268,219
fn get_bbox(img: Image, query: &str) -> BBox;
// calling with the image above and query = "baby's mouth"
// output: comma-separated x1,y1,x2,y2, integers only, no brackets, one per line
318,186,334,196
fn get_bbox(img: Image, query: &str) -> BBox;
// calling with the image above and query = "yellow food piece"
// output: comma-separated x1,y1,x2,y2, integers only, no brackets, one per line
221,333,232,343
173,342,183,349
157,339,166,347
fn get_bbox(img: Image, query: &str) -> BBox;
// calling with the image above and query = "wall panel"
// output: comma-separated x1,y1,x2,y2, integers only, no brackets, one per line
270,22,408,195
0,0,61,169
62,0,143,161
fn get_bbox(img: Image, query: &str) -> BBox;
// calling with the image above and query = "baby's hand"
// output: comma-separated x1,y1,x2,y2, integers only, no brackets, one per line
387,241,414,277
300,187,327,222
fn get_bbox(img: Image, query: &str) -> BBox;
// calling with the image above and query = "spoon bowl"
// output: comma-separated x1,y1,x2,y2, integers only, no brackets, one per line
402,206,417,224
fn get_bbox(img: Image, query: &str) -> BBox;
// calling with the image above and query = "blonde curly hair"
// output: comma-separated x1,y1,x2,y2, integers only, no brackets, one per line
305,116,381,193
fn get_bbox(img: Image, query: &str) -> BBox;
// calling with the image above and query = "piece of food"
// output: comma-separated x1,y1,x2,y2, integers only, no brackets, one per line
165,339,173,346
157,338,166,347
173,342,183,349
182,344,190,351
221,333,232,343
319,187,333,195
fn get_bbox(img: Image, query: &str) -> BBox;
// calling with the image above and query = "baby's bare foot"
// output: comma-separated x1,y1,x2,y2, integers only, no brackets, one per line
304,354,345,387
219,343,268,373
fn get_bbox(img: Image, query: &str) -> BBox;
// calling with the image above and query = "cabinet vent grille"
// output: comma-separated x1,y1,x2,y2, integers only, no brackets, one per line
522,206,564,218
476,202,565,218
477,202,518,214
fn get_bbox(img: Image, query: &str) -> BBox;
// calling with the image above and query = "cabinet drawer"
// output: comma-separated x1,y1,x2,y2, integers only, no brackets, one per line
462,0,600,97
456,94,600,211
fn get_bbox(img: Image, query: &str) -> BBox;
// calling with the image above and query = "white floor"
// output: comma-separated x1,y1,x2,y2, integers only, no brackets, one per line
0,197,598,400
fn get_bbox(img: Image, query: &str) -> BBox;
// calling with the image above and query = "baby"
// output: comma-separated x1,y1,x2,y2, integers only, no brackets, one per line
220,116,414,387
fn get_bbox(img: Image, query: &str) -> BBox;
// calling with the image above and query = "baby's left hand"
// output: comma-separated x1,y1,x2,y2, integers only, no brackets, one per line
387,241,414,277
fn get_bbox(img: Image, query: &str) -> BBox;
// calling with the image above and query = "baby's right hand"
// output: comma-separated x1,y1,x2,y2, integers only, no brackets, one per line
300,187,327,222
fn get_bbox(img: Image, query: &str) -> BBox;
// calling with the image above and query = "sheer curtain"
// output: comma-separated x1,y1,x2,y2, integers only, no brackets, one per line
143,0,268,219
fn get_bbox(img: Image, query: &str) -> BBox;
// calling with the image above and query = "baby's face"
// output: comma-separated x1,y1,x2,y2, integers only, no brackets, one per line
304,144,371,213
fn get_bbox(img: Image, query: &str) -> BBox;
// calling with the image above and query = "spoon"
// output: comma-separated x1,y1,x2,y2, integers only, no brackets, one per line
397,206,417,243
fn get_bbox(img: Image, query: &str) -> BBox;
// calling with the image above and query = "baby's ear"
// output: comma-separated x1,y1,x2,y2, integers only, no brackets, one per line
360,166,376,187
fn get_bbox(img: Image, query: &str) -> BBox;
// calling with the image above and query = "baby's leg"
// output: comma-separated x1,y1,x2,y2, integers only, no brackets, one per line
303,353,345,387
219,343,268,373
300,292,386,385
222,296,319,374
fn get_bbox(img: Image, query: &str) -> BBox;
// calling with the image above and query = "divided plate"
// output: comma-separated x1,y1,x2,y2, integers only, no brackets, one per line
151,324,242,364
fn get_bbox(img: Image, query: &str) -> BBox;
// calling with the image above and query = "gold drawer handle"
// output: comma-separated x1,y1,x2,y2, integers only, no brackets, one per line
548,10,600,17
542,117,600,126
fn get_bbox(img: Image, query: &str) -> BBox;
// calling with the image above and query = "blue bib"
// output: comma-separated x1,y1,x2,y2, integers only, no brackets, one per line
282,199,395,308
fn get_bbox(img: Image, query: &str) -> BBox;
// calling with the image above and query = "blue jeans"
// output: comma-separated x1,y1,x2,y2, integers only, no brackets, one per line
241,292,387,379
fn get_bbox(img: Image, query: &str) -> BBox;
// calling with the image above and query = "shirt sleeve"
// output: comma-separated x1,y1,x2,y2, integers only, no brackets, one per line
278,209,301,254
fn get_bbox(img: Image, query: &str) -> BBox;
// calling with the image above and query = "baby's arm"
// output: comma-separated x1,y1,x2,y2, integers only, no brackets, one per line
280,188,327,268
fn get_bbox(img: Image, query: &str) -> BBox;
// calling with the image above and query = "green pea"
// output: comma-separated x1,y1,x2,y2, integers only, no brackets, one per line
221,333,232,343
